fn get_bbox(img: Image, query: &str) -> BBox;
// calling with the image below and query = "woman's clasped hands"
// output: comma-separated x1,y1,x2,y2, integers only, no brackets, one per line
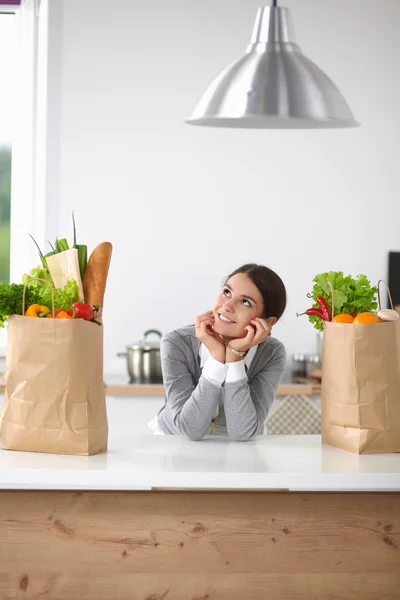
195,310,272,363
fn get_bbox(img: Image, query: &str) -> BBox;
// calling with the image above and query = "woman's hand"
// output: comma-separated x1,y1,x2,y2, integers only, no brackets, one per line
227,317,272,358
195,310,226,363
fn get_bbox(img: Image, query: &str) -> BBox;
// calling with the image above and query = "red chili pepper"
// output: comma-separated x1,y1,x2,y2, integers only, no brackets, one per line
316,296,331,321
352,311,358,318
297,308,325,319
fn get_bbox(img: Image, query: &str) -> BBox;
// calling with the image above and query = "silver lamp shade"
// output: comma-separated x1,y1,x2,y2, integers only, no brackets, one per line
186,5,359,129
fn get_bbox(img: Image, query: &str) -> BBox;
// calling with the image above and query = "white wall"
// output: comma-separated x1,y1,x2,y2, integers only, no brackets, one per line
43,0,400,373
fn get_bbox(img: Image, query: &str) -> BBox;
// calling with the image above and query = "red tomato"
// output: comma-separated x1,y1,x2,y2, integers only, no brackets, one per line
71,302,94,321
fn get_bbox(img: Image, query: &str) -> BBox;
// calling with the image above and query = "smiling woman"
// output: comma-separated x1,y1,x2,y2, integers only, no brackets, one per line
151,264,287,441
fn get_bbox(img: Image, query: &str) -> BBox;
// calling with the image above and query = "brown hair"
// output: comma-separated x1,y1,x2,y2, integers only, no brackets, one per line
224,263,287,321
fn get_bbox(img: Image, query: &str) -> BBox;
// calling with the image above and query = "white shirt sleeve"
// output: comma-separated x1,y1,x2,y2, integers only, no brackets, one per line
201,356,228,387
225,360,247,383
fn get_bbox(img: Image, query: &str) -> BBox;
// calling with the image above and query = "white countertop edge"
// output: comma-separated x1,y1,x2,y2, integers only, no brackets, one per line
1,471,400,492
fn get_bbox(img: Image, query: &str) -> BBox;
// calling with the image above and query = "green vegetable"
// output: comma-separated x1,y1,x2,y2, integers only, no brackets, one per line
29,212,85,278
43,239,68,260
307,271,378,332
24,265,53,285
22,266,80,311
57,238,69,252
73,210,77,246
52,278,80,309
0,271,79,327
0,283,41,327
72,212,87,278
75,244,87,279
28,234,48,270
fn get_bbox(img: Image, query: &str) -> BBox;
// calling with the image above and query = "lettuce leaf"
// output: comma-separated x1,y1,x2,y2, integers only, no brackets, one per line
307,271,378,331
22,265,79,311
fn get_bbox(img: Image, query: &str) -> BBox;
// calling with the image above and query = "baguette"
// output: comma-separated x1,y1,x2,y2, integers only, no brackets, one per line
82,242,112,307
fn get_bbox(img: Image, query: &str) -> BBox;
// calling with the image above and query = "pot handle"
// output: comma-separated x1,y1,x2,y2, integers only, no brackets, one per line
142,329,163,339
117,352,127,358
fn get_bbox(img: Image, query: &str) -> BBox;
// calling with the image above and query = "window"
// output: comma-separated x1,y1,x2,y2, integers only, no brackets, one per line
0,0,46,355
0,9,17,282
0,0,49,284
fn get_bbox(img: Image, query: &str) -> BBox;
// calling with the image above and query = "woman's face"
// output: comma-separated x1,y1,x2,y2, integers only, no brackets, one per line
212,273,264,340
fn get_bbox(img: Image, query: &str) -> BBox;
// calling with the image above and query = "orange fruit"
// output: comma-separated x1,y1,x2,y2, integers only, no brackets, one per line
353,312,381,324
333,314,354,324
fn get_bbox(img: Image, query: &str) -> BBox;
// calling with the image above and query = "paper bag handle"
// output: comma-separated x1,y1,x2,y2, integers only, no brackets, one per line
377,279,394,311
22,278,56,317
324,281,334,322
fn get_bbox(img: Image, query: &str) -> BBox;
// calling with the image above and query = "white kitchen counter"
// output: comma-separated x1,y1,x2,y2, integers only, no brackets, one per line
0,396,399,492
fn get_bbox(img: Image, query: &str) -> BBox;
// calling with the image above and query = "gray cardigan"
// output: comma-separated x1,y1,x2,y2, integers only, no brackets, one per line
157,326,287,441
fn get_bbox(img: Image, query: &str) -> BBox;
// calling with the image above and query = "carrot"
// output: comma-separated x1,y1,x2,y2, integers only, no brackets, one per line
82,242,112,308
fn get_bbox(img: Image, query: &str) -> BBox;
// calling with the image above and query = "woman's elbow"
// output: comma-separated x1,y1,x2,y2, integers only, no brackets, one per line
173,415,207,441
227,429,254,442
178,424,208,441
227,422,259,442
184,431,206,442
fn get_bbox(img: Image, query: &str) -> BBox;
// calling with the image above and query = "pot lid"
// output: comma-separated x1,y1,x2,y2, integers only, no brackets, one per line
128,329,163,351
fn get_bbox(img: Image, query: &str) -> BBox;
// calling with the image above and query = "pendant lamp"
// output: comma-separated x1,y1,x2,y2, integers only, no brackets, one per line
186,1,359,129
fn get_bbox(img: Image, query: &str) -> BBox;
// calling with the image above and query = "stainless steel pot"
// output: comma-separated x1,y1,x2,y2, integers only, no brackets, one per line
117,329,163,384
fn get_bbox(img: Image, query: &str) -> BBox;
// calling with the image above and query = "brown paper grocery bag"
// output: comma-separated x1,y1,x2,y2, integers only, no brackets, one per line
0,281,108,455
321,280,400,454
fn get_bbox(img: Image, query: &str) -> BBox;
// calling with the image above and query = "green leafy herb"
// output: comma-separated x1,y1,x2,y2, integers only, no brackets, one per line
307,271,378,331
0,283,41,327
